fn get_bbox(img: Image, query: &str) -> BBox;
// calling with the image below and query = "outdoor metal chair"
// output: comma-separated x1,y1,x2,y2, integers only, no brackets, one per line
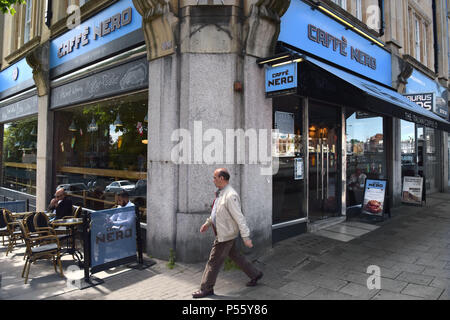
17,221,64,284
3,209,23,256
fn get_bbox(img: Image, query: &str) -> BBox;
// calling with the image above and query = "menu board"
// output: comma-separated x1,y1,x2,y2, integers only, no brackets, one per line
361,179,387,217
401,176,423,205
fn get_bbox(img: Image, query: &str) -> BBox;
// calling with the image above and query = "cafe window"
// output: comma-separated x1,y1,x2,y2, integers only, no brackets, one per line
53,92,148,220
424,127,441,193
2,117,38,196
346,111,385,207
400,120,416,178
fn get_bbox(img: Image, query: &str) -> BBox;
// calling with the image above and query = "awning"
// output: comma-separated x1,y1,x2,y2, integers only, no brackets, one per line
303,56,450,132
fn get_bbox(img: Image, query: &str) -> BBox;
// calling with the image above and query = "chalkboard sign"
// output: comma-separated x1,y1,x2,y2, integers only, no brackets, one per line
361,179,387,217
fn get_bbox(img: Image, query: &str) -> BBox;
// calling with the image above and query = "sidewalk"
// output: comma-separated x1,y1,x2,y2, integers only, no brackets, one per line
1,193,450,300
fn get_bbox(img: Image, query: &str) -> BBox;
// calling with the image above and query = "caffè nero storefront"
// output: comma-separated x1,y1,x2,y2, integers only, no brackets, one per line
0,0,149,219
49,0,149,219
263,0,450,242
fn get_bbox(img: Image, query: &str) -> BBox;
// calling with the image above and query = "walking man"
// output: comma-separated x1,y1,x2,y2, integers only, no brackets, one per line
192,168,263,298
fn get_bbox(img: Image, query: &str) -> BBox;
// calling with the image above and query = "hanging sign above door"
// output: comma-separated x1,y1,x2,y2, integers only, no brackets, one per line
265,62,298,97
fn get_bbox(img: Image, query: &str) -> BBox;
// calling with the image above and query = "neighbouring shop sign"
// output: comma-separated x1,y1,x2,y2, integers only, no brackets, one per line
90,206,137,272
265,62,298,97
405,69,449,120
404,93,434,112
0,58,34,100
401,176,423,205
361,179,387,217
50,0,143,77
279,0,392,86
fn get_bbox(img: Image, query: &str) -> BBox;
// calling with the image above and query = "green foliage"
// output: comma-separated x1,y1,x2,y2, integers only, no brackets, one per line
167,248,176,269
3,118,37,163
1,0,26,15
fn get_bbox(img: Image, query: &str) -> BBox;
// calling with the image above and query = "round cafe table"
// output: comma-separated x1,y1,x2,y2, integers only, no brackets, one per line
51,218,84,265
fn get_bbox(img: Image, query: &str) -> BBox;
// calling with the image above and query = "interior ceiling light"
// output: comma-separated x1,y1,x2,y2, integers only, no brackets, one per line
69,120,77,132
114,114,123,127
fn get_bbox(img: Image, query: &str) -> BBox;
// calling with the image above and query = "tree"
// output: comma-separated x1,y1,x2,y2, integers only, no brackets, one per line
1,0,26,15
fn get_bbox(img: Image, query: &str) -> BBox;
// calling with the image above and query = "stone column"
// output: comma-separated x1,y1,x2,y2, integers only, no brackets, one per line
135,0,289,262
26,43,52,211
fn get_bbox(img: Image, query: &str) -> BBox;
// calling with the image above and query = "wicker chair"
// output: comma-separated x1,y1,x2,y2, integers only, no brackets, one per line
3,209,23,256
33,212,71,243
17,221,64,284
0,208,9,246
64,206,82,219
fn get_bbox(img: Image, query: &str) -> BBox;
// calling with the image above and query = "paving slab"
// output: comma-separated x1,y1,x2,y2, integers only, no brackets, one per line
371,290,423,300
401,283,444,300
396,271,434,286
339,282,379,300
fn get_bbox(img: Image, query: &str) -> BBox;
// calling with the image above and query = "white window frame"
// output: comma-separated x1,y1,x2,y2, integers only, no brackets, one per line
415,17,421,62
23,0,32,44
423,24,428,65
356,0,362,20
332,0,347,10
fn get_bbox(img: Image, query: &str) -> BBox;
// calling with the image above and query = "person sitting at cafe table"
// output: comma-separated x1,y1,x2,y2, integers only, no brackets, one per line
47,187,73,220
117,191,135,208
109,191,135,228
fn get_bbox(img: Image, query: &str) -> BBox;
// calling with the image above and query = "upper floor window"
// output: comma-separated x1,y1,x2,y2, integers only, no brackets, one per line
414,17,421,62
355,0,362,20
23,0,32,44
332,0,347,10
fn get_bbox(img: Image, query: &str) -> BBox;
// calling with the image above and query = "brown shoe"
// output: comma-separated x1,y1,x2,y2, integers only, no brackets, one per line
192,289,214,298
246,272,263,287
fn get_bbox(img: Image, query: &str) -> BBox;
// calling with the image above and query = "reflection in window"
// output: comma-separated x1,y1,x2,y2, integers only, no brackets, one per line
2,117,38,196
54,93,148,220
400,120,416,178
346,112,385,206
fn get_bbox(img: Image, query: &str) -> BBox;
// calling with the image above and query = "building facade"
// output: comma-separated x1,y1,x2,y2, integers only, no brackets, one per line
0,0,449,263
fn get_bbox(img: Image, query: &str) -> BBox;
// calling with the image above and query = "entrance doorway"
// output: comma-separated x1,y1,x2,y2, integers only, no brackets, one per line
308,102,341,222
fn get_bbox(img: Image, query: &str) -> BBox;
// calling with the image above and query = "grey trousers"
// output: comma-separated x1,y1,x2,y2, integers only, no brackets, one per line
200,238,260,291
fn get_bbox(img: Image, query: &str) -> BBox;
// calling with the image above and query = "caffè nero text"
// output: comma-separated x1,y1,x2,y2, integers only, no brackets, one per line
307,24,377,70
96,227,133,244
58,7,132,58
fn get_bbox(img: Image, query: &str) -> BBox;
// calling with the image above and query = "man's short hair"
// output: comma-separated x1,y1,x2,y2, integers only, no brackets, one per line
218,169,230,181
118,190,129,198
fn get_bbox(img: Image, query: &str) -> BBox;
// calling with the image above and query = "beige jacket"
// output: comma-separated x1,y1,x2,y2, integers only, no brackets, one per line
205,184,251,243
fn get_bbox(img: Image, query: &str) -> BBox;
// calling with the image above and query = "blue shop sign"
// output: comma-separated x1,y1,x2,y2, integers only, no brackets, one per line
279,0,392,86
405,69,449,120
265,62,298,96
50,0,142,71
0,58,34,95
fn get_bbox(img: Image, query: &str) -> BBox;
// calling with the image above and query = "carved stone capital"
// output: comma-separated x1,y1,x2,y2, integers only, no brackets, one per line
243,0,290,58
133,0,179,61
26,43,50,97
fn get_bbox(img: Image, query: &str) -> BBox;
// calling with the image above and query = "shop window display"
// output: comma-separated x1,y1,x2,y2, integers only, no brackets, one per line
2,117,38,196
346,111,385,207
54,93,148,220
